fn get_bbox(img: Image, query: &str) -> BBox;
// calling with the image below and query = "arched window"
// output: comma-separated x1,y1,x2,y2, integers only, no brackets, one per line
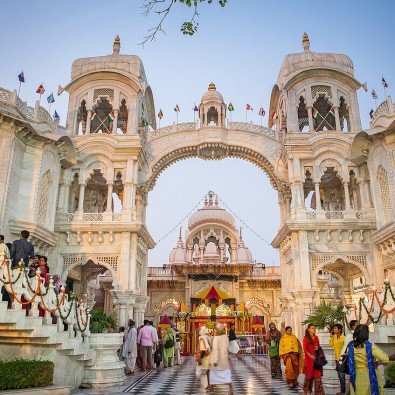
83,170,108,213
91,97,113,133
378,166,394,223
206,106,219,126
37,170,51,226
297,96,309,132
313,94,336,131
76,100,87,135
117,99,128,134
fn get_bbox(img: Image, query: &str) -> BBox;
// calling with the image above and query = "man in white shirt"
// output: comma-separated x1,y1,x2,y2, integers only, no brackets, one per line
340,319,358,356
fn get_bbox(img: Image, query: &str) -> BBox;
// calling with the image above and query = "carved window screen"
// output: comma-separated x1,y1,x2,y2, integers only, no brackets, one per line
378,166,394,223
311,85,332,99
37,170,51,226
93,88,114,101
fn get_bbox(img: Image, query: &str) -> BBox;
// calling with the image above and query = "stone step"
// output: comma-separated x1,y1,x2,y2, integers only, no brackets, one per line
0,328,34,336
0,301,9,321
0,335,55,345
0,321,17,329
3,308,27,328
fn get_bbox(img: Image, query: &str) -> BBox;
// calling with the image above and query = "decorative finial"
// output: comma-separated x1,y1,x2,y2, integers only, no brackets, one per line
113,35,121,54
208,82,216,91
179,227,182,240
302,32,310,51
239,227,243,240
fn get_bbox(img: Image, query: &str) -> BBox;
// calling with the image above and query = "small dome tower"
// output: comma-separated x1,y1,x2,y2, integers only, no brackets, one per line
199,83,227,127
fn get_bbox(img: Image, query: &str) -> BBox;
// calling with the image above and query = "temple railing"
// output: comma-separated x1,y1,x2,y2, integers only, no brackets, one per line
0,87,57,130
0,256,90,335
151,121,278,140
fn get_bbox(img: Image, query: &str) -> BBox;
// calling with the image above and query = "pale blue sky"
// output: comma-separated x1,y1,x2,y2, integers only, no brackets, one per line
1,1,394,266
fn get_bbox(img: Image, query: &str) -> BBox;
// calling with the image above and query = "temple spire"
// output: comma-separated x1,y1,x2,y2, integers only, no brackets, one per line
302,32,310,51
113,35,121,54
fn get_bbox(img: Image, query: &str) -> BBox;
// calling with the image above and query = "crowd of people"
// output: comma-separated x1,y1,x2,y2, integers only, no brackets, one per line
119,317,395,394
265,320,395,395
120,319,182,377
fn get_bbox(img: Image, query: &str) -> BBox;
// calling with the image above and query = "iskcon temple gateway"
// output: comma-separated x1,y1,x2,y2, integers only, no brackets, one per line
0,34,395,388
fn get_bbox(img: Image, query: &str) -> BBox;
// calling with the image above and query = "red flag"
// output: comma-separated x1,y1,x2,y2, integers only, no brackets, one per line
259,107,266,117
246,103,253,111
36,84,45,94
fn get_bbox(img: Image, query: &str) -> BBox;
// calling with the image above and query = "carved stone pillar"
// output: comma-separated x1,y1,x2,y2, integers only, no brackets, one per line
314,182,322,210
334,107,341,131
76,183,85,213
105,183,113,213
343,181,351,209
86,110,92,134
307,106,314,131
112,109,119,134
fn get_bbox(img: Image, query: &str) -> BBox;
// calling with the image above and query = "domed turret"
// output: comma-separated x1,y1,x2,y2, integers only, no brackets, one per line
169,228,186,263
269,33,362,134
188,191,236,230
201,83,225,103
277,33,355,87
236,228,252,263
199,83,227,127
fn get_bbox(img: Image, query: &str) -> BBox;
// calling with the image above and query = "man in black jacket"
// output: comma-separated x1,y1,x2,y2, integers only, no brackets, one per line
10,230,34,268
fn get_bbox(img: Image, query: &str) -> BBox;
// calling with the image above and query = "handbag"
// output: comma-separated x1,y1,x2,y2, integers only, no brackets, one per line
313,346,328,369
336,344,350,375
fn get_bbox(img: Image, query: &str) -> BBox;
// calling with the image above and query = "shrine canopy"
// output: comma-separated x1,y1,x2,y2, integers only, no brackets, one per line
158,315,171,329
196,286,231,301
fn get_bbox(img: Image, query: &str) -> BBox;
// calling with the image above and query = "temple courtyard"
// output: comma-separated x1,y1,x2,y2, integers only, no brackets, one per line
71,356,303,395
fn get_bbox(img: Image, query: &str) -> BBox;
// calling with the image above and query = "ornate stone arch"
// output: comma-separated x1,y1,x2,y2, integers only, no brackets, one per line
61,256,119,287
245,297,271,317
146,143,286,192
153,297,179,323
315,157,344,181
311,255,370,287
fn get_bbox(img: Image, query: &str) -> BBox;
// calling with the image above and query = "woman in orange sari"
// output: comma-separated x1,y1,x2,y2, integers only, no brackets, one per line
279,326,303,389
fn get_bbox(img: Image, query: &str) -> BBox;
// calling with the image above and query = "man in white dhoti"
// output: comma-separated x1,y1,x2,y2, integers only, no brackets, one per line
209,323,234,394
122,319,137,375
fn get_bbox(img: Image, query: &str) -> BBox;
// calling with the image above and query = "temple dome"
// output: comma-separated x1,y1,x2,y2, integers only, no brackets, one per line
277,33,354,85
169,229,186,263
188,191,236,230
201,83,224,103
236,230,252,263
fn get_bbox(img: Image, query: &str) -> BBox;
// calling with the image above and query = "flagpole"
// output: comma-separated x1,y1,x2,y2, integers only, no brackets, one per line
18,81,21,97
245,104,247,123
260,115,263,127
374,98,378,110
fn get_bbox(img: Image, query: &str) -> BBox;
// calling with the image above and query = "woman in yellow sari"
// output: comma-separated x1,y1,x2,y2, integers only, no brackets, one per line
279,326,303,389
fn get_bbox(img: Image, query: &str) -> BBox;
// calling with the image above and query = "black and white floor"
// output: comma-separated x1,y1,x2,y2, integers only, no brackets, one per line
72,356,303,395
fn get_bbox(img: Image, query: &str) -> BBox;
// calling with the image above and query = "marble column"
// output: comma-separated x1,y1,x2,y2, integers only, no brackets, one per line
334,107,341,131
112,109,119,134
314,182,322,210
343,181,351,209
86,110,92,134
307,107,314,131
77,183,85,213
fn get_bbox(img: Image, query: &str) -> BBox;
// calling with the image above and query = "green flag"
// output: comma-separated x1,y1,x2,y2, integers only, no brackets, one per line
141,118,149,127
228,103,234,111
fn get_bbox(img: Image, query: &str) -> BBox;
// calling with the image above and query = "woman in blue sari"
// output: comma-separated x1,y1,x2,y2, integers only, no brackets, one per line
349,324,395,395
